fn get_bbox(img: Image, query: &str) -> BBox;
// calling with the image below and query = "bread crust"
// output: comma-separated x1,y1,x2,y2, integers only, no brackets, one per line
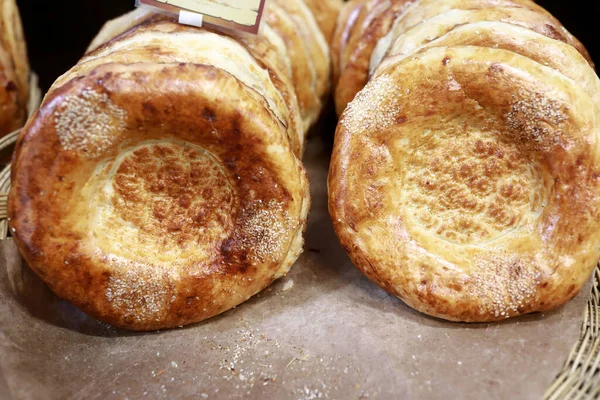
377,0,593,66
331,0,365,86
272,0,331,100
86,7,154,54
0,43,22,134
74,20,305,157
265,2,322,129
88,3,331,134
301,0,344,42
334,0,413,115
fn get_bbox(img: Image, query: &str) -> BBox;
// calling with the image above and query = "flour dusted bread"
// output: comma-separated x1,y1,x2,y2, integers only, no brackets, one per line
330,0,600,322
9,3,335,331
0,0,29,135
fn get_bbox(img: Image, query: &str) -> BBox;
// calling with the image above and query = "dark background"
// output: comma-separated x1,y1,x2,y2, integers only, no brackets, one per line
14,0,600,92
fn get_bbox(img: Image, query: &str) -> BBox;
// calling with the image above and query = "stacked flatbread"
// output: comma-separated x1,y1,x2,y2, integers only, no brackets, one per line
329,0,600,322
8,0,341,331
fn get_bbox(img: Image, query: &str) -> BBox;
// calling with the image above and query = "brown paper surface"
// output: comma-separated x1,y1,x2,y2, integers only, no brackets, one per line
0,138,591,400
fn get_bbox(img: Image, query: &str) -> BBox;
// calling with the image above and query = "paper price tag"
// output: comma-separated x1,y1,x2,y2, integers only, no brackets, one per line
178,10,204,28
136,0,267,34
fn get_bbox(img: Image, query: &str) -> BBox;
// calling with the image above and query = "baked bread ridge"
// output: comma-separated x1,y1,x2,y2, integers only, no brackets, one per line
270,0,331,103
88,2,331,133
331,0,595,116
375,21,600,110
88,1,342,53
338,0,381,78
330,46,600,322
0,43,21,135
264,3,322,131
334,0,414,115
0,0,29,136
331,0,365,86
302,0,344,42
62,21,303,156
10,61,310,331
86,7,154,54
376,0,593,67
371,5,595,73
280,0,331,98
371,0,594,67
332,0,528,114
7,2,338,330
88,16,305,154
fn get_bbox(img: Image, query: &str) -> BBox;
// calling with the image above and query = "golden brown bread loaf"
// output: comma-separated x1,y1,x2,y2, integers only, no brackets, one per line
0,0,29,136
329,0,600,322
8,3,333,331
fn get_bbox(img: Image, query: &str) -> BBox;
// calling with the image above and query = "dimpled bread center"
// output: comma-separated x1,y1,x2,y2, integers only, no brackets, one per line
403,130,543,244
99,141,236,261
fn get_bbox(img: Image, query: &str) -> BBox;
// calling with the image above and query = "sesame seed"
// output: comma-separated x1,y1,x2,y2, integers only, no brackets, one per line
342,74,402,134
53,88,127,158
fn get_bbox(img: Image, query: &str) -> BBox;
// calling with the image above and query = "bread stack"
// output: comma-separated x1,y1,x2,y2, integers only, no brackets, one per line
332,0,415,115
8,0,341,331
0,0,29,136
329,0,600,322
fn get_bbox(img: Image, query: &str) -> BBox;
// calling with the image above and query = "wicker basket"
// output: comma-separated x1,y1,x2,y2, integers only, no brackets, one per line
0,74,598,398
545,267,600,399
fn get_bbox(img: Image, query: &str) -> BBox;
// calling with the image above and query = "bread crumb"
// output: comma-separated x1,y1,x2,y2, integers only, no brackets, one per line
282,279,294,292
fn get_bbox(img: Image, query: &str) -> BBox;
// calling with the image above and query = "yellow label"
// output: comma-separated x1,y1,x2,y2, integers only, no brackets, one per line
155,0,261,26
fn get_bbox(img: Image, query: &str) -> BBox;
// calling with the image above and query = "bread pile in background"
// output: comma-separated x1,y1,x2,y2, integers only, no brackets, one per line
8,0,341,331
0,0,29,136
329,0,600,322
